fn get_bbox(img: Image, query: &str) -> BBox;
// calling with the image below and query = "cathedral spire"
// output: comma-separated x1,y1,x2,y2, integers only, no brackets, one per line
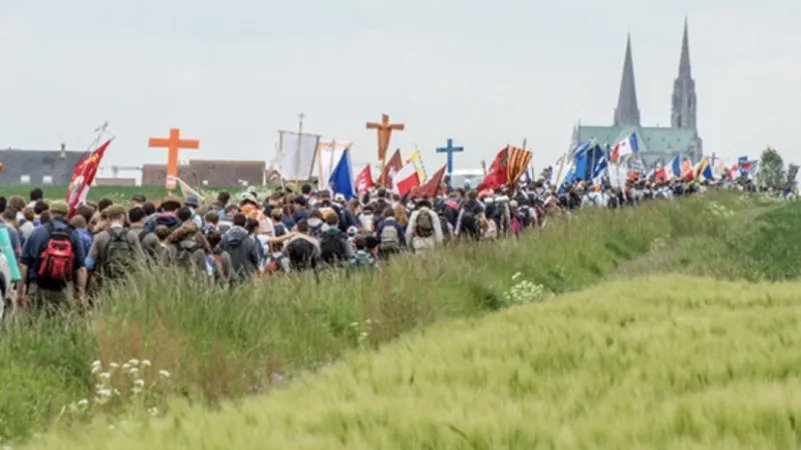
671,17,697,129
678,16,691,77
614,33,641,127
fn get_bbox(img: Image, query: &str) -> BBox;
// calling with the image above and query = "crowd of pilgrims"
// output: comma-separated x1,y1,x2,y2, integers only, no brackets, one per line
0,174,743,314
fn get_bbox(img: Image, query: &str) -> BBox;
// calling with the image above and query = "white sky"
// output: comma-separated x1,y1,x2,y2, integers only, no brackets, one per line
1,0,799,178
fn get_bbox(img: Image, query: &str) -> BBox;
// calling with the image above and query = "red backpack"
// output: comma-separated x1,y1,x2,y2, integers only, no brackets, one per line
37,224,76,289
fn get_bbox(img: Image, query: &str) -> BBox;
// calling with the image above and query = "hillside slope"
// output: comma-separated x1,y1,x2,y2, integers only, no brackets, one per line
27,275,801,450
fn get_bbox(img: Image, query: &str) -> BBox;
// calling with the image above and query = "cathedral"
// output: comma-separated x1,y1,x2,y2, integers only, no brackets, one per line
571,19,703,169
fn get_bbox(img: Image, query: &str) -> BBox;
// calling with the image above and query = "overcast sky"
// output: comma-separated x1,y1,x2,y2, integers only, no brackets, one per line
1,0,799,178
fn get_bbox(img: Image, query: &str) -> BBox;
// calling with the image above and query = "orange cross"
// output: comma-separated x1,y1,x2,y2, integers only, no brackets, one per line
366,114,404,163
148,128,199,189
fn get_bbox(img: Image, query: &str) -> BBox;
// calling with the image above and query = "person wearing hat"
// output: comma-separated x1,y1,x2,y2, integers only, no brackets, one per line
18,200,87,313
184,196,203,229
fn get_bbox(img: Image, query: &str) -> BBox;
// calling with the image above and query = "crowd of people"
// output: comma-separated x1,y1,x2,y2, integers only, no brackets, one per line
0,174,760,315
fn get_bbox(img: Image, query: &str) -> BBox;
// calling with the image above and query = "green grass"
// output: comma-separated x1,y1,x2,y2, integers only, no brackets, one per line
22,275,801,449
3,193,799,447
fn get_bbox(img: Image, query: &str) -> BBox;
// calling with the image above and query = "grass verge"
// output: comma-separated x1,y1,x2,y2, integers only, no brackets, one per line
0,193,779,443
24,274,801,449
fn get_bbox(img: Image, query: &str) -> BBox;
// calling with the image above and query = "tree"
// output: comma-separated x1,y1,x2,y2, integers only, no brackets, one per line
757,147,785,190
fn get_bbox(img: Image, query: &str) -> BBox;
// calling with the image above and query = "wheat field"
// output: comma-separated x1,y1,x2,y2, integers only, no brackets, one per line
23,274,801,449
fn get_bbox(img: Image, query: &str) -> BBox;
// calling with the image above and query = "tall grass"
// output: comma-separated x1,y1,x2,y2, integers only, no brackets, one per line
24,275,801,449
0,193,774,442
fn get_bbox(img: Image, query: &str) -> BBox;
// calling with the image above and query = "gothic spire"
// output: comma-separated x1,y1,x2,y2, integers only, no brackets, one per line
614,33,641,127
671,17,697,129
678,16,691,77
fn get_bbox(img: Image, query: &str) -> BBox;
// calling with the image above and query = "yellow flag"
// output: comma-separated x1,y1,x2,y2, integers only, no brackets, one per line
406,148,427,183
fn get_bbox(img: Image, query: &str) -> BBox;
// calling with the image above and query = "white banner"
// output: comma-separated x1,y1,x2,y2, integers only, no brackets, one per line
607,162,625,188
317,141,351,190
279,131,320,181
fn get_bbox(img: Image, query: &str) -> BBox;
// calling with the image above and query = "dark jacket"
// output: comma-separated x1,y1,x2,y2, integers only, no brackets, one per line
220,226,261,281
144,214,181,233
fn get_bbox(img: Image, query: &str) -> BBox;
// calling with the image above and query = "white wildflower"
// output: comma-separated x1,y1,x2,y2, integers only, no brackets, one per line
129,367,139,376
122,363,131,370
99,372,111,380
158,370,171,378
128,359,140,366
97,388,112,398
140,359,151,367
133,379,145,387
77,399,89,406
91,360,101,369
108,362,119,369
91,365,102,375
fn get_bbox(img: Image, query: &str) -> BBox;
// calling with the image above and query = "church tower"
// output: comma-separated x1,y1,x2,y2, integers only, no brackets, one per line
671,18,697,129
613,34,641,127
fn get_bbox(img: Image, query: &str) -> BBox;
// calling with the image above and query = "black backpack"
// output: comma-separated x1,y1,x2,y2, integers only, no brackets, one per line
102,228,135,280
173,242,204,270
320,230,347,265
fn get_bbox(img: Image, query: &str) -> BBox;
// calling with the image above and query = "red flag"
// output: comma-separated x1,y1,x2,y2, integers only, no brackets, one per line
380,149,403,188
392,162,421,197
410,165,446,199
354,164,374,194
477,147,509,191
66,139,112,217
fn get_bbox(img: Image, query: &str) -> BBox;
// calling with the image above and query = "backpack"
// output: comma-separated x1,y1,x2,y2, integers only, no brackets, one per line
309,222,325,240
320,230,347,264
102,228,135,280
173,242,204,270
225,236,251,278
211,248,228,282
350,252,374,269
414,210,434,238
36,223,76,290
379,223,401,252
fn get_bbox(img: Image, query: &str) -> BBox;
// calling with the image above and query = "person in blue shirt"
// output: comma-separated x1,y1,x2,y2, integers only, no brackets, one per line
18,200,87,314
0,210,22,260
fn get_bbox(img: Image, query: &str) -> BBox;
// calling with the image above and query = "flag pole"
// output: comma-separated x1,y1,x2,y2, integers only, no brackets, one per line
295,113,304,191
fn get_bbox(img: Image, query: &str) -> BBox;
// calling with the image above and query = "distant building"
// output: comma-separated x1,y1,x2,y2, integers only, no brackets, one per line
96,177,137,186
571,19,703,169
141,160,265,187
0,146,87,186
141,164,189,187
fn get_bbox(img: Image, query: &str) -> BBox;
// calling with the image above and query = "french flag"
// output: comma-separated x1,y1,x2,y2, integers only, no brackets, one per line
610,132,639,162
665,154,682,179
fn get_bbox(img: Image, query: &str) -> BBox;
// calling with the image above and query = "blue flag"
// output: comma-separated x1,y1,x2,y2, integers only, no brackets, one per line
592,155,607,179
329,148,355,200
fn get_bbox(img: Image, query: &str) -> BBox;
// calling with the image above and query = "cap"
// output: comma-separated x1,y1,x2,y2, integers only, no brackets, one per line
49,200,70,215
185,195,200,208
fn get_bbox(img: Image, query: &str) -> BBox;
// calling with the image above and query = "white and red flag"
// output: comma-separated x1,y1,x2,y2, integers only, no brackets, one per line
66,139,112,217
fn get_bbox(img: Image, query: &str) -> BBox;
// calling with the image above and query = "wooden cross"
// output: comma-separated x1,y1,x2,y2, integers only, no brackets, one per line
366,114,404,185
148,128,199,190
436,138,464,188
